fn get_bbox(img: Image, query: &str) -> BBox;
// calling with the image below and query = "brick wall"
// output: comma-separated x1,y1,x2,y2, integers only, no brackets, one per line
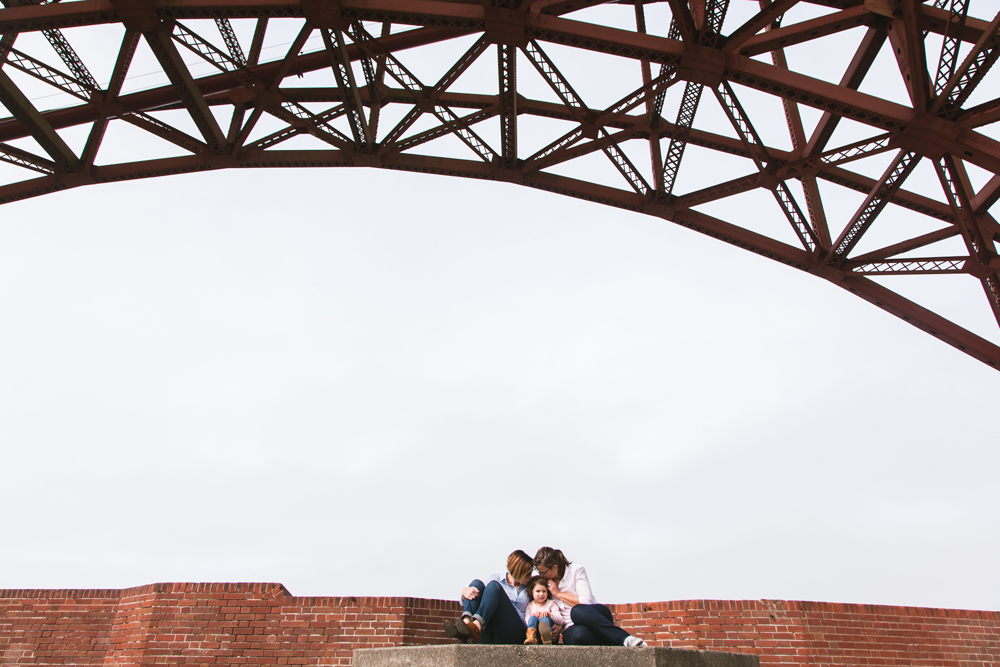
612,599,1000,666
2,584,998,665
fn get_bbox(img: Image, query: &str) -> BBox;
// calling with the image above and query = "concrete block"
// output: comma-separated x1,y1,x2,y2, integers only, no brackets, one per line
353,645,758,667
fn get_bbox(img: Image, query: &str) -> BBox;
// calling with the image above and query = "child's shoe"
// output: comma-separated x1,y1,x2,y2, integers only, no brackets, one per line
524,627,539,645
539,622,552,644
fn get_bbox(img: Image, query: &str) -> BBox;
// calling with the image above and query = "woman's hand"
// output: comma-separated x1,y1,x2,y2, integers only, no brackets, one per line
548,579,579,607
462,587,480,600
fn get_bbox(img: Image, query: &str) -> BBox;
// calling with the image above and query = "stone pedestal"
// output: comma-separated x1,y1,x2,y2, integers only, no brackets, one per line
353,645,758,667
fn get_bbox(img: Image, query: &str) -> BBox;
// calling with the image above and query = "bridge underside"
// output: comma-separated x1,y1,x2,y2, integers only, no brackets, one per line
0,0,998,368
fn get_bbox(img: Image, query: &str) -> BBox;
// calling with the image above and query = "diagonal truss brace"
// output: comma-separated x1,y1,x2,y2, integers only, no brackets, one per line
653,0,731,201
348,22,495,163
522,39,646,194
935,154,1000,323
144,23,227,153
321,28,371,151
715,81,820,252
832,150,922,260
0,67,78,171
658,80,705,201
521,39,587,123
932,9,1000,116
170,21,352,152
2,41,207,155
215,18,246,66
933,0,970,97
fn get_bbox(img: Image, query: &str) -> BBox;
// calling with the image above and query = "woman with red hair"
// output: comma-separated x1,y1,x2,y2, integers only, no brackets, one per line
443,550,534,644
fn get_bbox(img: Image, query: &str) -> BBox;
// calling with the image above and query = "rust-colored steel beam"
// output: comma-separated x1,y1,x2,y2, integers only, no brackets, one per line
0,0,996,370
0,25,469,142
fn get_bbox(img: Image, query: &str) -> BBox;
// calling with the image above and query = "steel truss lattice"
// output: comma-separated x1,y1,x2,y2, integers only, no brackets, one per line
0,0,999,369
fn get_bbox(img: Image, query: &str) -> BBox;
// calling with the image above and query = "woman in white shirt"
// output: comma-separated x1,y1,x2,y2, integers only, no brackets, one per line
533,546,647,647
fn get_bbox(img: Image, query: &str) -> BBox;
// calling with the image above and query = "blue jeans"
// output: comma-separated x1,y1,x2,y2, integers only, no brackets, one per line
461,579,526,644
562,604,629,646
526,615,552,630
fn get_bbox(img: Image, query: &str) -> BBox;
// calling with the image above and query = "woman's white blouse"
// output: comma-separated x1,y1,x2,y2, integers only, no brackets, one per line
552,562,597,628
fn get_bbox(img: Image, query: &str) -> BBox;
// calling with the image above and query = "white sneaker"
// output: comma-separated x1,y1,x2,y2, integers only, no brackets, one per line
623,636,647,648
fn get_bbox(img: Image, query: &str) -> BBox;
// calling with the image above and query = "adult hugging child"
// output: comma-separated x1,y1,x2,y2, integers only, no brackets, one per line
442,546,648,647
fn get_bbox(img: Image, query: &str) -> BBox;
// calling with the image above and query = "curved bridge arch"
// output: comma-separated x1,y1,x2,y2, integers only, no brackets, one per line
0,0,998,369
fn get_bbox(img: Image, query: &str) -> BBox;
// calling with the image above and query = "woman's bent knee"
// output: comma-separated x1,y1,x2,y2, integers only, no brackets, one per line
469,579,485,590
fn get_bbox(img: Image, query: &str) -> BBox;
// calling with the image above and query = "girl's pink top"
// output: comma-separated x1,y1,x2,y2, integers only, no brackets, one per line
524,599,565,626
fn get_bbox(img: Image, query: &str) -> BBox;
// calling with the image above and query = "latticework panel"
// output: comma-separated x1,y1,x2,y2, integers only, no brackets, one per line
0,0,998,368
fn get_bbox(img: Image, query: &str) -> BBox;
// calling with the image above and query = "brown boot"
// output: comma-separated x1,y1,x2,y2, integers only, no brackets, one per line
462,617,481,644
539,621,552,644
523,627,539,645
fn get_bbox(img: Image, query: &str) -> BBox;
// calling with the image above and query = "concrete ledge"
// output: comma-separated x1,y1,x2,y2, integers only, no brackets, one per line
353,645,759,667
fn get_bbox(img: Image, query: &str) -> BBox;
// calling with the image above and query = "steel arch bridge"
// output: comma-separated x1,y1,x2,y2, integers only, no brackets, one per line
0,0,998,368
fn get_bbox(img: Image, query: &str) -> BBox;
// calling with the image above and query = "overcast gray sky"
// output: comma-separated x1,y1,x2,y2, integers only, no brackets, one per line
1,1,998,613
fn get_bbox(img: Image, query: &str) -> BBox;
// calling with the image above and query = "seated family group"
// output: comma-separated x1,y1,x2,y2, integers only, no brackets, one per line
443,547,647,647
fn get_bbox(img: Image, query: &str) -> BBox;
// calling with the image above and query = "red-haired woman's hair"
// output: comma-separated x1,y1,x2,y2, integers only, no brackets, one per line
507,550,534,580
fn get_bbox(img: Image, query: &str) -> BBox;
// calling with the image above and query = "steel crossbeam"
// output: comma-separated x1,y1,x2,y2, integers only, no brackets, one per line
850,227,962,265
0,0,996,368
0,140,54,173
670,132,897,211
850,258,968,274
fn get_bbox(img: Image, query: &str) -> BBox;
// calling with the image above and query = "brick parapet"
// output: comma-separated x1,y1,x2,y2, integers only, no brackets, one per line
2,585,998,665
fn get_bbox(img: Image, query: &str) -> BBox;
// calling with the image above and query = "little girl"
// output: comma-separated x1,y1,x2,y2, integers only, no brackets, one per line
523,575,564,644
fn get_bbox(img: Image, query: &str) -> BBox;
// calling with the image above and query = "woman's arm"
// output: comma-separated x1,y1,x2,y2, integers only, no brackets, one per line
461,587,480,600
574,566,596,605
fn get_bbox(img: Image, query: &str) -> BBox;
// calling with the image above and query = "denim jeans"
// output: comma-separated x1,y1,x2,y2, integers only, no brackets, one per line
526,615,553,630
562,603,629,646
461,579,527,644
